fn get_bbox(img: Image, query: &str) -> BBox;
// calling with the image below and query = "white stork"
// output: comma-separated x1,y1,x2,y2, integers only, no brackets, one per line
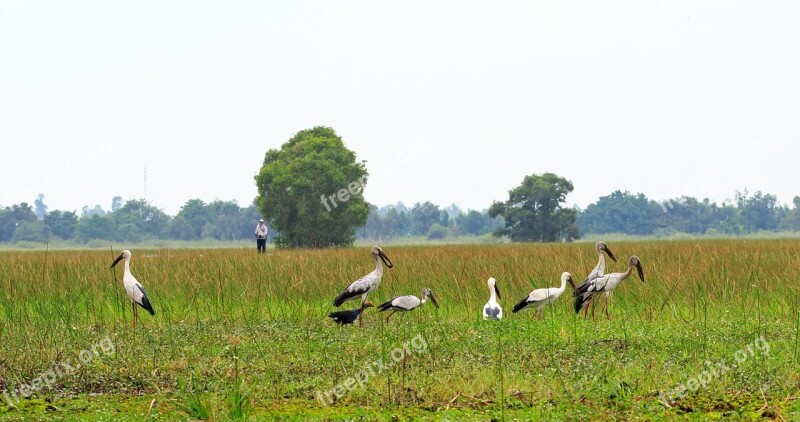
332,246,393,327
583,241,617,318
377,288,439,322
110,250,155,327
482,277,502,320
574,255,645,320
512,272,576,317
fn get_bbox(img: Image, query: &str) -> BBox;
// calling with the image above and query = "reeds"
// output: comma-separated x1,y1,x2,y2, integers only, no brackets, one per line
0,240,797,417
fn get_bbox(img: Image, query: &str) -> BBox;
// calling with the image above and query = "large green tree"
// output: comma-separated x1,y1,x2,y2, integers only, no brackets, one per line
489,172,579,242
254,127,369,248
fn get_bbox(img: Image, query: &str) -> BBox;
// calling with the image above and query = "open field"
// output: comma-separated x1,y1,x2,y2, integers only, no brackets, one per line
1,240,799,420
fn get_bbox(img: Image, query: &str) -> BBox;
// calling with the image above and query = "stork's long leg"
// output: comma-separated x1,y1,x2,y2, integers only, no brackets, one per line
358,297,367,328
132,301,138,328
386,310,397,322
605,293,612,320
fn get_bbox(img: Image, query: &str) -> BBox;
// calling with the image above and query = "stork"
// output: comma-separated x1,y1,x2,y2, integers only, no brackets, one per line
512,272,576,317
377,288,439,322
583,241,617,319
574,255,644,320
332,246,393,327
482,277,502,320
328,302,374,325
110,250,155,327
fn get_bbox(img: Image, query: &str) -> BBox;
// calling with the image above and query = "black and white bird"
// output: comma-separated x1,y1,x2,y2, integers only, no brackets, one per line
332,246,393,326
512,272,576,317
574,255,645,320
110,250,155,327
582,241,618,318
328,302,374,325
586,241,617,281
482,277,502,320
377,288,439,322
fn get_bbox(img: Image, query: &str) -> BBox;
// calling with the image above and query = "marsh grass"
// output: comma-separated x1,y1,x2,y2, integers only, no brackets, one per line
176,373,212,420
0,240,798,419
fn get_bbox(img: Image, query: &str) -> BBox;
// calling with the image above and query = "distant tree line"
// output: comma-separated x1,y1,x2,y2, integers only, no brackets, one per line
355,202,505,242
0,196,264,244
577,190,800,236
2,189,799,245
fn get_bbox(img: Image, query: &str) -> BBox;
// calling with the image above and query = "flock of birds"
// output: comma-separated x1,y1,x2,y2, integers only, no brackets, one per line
109,242,644,328
326,242,645,326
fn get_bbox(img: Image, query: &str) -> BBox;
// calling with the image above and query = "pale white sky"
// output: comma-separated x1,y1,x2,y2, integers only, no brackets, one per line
1,1,798,215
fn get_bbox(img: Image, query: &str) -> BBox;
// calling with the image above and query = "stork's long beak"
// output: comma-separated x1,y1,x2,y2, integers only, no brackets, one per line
494,284,501,300
379,251,393,268
429,294,440,309
110,253,124,268
568,276,577,290
604,246,617,262
636,262,645,282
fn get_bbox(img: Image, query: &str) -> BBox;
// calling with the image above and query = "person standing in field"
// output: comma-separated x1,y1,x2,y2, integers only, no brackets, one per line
255,219,268,253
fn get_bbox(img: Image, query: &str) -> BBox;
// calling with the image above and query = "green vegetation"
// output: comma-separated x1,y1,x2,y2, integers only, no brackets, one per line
0,240,798,420
578,190,800,237
3,188,800,248
254,126,369,248
489,172,579,242
0,199,263,247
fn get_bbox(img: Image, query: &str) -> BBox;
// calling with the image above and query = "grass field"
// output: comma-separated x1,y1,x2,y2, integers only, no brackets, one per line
0,240,799,420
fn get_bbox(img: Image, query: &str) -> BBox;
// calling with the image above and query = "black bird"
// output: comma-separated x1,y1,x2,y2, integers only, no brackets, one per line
328,302,374,326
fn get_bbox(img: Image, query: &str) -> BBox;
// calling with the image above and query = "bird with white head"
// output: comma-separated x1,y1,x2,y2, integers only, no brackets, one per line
110,249,155,327
483,277,502,320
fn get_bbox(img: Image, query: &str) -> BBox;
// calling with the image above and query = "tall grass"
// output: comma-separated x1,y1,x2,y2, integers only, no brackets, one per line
0,240,798,418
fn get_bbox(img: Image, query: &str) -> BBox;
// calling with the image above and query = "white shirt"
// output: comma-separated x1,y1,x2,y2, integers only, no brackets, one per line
255,223,268,239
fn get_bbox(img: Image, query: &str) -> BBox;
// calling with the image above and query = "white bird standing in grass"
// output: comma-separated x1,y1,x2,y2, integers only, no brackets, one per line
332,246,393,327
482,277,502,320
583,241,617,319
377,288,439,322
574,255,645,320
110,250,155,327
512,272,576,317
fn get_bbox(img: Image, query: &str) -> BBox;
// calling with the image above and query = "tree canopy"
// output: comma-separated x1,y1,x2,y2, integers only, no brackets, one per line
488,172,579,242
254,126,369,248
